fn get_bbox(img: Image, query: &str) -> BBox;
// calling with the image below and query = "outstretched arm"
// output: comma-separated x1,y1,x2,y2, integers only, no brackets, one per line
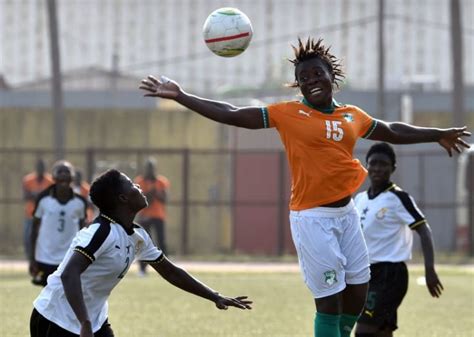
368,120,471,156
414,223,443,298
139,75,264,129
149,256,252,310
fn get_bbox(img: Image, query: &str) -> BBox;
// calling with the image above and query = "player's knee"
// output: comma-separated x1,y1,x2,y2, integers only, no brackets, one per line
343,283,368,314
315,292,343,314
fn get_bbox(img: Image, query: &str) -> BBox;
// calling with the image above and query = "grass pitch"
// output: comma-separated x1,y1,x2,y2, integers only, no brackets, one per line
0,264,472,336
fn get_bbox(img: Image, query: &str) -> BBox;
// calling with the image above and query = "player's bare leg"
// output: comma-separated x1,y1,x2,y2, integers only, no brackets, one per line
339,283,368,336
314,293,342,315
342,283,368,315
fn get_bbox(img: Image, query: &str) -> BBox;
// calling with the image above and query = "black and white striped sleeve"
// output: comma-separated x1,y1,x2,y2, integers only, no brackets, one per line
74,222,112,263
391,190,426,229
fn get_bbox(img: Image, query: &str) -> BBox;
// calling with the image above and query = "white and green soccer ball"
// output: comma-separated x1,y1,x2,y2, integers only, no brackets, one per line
202,7,253,57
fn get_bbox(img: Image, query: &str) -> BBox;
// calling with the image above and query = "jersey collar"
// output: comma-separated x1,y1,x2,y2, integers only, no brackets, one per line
367,182,396,199
100,214,136,235
50,184,75,204
301,97,341,114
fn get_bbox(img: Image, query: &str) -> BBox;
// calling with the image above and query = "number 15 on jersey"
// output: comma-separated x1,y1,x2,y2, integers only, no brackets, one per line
325,120,344,141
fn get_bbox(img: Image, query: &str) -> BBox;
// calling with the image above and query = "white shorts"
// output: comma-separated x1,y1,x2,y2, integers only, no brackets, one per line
290,200,370,299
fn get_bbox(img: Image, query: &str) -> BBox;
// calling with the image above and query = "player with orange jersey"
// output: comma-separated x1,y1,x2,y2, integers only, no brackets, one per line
139,37,470,337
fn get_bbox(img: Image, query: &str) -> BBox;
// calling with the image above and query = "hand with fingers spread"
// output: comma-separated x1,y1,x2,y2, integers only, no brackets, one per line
214,295,253,310
438,126,471,157
139,75,181,99
425,268,444,298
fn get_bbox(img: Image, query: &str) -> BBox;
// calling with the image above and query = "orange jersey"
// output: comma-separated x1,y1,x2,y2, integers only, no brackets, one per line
135,175,170,220
263,99,377,210
22,173,54,217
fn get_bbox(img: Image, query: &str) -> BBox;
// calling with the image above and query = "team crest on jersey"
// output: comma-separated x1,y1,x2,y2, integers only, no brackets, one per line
376,207,388,219
343,113,354,122
135,240,144,254
324,270,338,285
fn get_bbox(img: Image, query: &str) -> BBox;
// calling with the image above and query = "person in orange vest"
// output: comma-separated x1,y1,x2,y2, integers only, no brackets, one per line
134,158,170,276
72,170,95,224
22,158,53,259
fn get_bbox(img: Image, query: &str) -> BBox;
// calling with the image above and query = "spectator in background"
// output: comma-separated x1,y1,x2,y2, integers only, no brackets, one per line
72,170,95,224
22,158,54,260
134,157,170,276
30,160,88,286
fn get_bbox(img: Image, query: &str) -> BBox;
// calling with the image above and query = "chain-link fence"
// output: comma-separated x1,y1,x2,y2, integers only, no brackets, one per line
0,147,471,257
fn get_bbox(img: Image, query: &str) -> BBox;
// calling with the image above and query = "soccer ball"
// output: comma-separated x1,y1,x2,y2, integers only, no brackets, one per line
202,7,253,57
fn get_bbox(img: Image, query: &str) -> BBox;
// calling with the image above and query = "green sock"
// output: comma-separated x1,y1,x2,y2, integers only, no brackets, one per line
314,312,341,337
339,313,359,337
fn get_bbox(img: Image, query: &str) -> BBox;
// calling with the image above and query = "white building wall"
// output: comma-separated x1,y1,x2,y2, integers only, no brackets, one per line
0,0,472,93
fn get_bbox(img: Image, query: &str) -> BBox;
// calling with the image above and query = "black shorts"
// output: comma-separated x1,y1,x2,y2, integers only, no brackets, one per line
30,308,115,337
358,262,409,331
31,262,58,287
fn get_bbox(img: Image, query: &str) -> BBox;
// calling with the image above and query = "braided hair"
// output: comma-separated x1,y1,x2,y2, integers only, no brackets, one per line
288,37,345,88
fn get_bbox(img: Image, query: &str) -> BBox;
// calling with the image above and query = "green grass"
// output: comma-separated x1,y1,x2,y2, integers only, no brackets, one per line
1,266,473,336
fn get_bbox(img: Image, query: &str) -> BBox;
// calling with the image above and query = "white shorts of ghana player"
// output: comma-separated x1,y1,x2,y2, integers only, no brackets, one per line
290,200,370,298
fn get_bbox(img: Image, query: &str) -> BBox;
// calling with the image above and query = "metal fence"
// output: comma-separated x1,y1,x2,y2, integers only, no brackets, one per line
0,147,470,256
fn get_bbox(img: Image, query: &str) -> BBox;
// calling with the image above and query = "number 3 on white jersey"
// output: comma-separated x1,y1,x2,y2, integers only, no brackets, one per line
325,120,344,141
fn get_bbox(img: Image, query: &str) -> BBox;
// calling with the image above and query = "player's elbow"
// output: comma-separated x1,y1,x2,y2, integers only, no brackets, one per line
157,262,187,285
61,264,80,285
60,269,72,286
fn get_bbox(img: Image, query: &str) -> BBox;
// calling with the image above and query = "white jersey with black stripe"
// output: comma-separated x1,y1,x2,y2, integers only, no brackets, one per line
33,216,163,334
355,183,426,264
34,187,87,265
